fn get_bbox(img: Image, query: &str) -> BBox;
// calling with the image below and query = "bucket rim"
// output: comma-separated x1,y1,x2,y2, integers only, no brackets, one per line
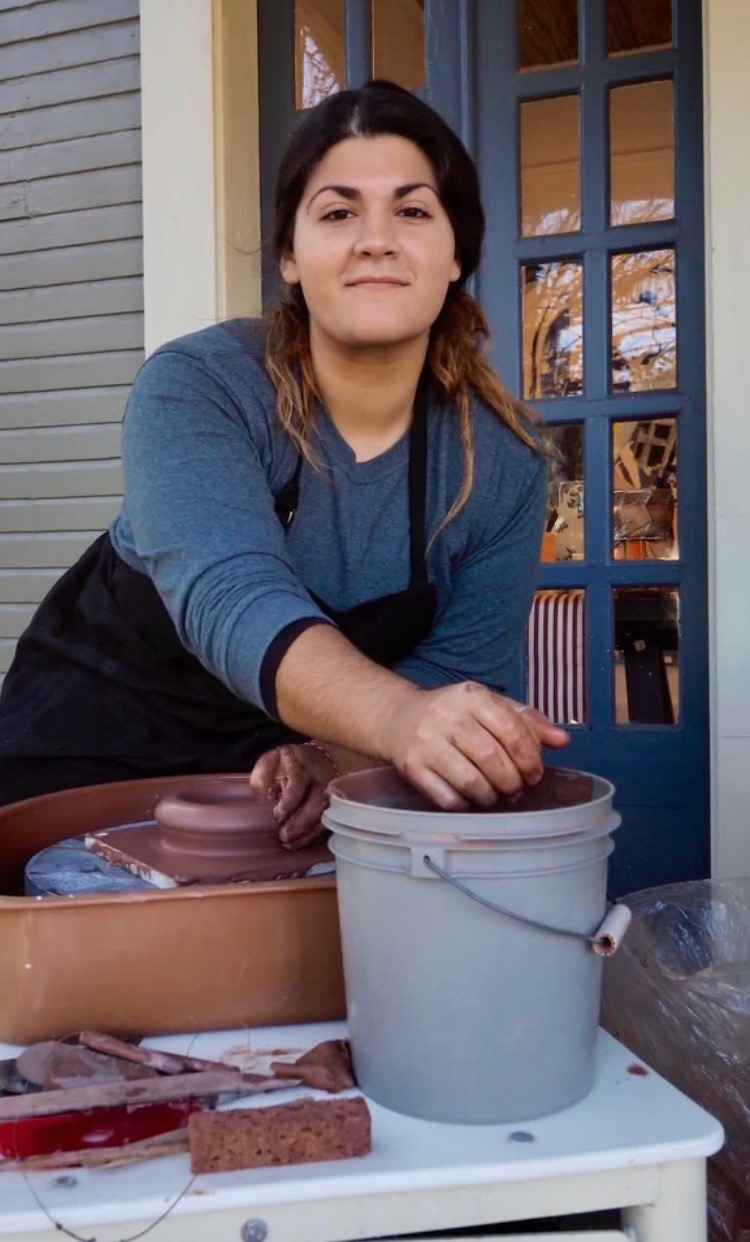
326,765,616,841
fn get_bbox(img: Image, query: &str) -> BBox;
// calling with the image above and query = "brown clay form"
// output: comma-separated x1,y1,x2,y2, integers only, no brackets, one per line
84,777,334,886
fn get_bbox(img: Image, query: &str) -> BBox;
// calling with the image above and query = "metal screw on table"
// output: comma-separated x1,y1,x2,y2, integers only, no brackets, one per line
241,1220,268,1242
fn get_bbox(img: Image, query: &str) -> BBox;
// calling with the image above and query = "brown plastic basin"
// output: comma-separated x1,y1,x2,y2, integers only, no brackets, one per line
0,775,344,1044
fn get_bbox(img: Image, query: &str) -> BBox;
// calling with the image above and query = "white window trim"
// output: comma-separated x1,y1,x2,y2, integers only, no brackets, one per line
139,0,261,356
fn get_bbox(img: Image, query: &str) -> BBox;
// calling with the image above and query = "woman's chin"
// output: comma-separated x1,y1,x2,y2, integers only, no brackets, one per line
324,318,432,351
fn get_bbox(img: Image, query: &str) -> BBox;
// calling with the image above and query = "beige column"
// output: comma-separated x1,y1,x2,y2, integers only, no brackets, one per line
704,0,750,875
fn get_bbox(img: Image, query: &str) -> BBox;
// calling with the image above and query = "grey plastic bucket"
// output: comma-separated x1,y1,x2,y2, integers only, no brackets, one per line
323,766,621,1125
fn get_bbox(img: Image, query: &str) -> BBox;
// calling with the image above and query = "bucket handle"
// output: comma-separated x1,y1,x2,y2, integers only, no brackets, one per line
422,855,631,957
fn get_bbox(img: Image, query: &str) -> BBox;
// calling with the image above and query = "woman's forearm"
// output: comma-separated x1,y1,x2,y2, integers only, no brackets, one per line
274,623,420,760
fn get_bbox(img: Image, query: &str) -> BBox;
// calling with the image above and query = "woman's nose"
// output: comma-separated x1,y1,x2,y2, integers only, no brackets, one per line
353,213,398,256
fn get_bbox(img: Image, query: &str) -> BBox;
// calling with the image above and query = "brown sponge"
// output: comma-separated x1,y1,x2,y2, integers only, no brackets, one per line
188,1097,371,1174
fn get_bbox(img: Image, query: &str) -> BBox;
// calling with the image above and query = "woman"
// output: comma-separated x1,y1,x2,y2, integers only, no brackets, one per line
0,80,569,841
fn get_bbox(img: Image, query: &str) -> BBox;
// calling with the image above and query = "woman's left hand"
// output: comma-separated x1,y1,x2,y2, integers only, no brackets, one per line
249,743,336,850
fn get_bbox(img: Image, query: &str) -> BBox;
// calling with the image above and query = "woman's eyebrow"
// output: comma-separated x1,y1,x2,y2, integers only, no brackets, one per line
306,181,439,210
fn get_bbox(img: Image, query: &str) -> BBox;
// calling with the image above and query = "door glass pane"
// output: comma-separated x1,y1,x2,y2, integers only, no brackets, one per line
519,0,578,71
613,419,678,560
611,249,676,392
614,588,680,724
521,96,580,236
608,0,672,57
543,423,584,562
372,0,425,91
610,81,674,226
527,589,586,724
295,0,345,110
523,261,583,399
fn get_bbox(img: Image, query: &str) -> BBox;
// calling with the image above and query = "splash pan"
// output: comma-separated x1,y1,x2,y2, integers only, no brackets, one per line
0,774,344,1044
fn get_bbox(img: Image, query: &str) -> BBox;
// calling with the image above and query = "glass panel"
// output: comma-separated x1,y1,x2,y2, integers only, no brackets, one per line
613,419,678,560
523,261,583,399
610,81,674,226
519,0,578,71
295,0,345,110
614,588,680,724
609,0,672,57
542,424,584,562
611,249,676,392
520,95,581,236
527,589,586,724
372,0,425,91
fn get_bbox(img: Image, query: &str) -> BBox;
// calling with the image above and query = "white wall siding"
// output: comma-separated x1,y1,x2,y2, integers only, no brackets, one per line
0,0,142,676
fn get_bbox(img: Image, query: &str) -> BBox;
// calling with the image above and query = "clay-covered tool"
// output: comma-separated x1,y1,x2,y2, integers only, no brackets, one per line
0,1057,38,1099
17,1041,159,1091
78,1030,237,1076
0,1068,299,1122
271,1040,356,1094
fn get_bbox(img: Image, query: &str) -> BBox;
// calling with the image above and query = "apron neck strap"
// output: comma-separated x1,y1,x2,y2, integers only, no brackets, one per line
408,373,430,586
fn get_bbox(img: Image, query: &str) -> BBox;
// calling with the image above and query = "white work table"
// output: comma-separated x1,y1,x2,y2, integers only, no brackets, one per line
0,1022,723,1242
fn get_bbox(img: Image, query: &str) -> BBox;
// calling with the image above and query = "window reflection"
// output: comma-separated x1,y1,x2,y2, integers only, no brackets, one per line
610,81,674,226
609,0,672,57
611,249,676,392
527,589,586,725
613,419,678,560
614,588,680,725
295,0,345,110
523,261,583,399
521,95,581,236
372,0,424,91
543,424,584,562
519,0,578,71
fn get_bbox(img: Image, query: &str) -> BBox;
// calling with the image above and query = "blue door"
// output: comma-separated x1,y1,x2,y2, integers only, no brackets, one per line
258,0,709,894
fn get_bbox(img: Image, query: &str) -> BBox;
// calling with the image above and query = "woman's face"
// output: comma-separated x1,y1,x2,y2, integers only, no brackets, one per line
280,135,461,349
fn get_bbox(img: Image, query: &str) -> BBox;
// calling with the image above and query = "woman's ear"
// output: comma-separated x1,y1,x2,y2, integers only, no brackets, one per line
450,256,462,284
280,252,300,286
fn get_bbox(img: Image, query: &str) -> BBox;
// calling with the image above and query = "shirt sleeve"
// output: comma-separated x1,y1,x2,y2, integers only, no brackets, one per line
393,450,546,699
120,346,333,713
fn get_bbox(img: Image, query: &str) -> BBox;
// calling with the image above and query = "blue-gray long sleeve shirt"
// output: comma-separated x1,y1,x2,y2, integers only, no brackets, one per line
109,320,546,714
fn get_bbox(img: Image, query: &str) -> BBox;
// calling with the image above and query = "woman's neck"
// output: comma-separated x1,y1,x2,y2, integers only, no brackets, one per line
309,325,429,461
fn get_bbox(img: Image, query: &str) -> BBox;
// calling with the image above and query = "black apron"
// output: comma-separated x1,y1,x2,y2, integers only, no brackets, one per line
0,388,437,805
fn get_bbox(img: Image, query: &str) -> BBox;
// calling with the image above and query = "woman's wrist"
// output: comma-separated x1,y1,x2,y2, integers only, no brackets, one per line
368,679,424,763
302,739,340,779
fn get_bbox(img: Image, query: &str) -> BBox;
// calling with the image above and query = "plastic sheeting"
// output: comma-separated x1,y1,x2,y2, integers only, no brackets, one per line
601,879,750,1241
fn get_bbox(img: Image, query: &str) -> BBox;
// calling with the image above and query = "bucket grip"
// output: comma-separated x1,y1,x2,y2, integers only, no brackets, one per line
422,855,631,956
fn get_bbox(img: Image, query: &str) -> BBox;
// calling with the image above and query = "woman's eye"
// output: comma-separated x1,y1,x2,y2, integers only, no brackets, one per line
399,206,431,219
321,208,353,222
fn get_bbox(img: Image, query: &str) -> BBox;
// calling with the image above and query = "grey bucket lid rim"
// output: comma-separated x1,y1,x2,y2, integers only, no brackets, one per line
326,766,617,841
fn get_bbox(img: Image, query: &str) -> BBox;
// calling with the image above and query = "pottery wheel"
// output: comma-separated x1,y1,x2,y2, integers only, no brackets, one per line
86,820,333,887
83,777,334,888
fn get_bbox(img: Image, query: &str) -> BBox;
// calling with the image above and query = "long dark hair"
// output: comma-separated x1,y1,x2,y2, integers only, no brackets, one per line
265,80,543,530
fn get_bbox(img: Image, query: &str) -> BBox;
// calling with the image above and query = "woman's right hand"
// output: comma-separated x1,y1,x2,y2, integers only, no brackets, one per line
385,681,570,810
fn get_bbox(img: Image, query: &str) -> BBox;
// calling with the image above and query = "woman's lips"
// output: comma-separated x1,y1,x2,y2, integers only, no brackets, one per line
347,279,408,288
